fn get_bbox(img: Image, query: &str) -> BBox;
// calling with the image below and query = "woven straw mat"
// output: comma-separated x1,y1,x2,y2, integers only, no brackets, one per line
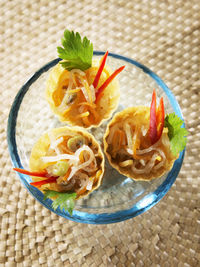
1,0,200,266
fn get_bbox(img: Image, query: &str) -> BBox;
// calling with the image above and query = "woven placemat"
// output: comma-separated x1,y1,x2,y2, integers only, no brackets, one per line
1,0,200,266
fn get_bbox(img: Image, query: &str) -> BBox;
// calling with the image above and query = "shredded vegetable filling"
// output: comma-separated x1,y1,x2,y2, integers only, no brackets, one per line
53,66,110,127
107,122,167,174
40,132,101,196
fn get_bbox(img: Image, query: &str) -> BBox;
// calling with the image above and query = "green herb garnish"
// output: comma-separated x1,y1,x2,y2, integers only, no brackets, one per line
164,113,188,156
44,190,77,216
57,29,93,71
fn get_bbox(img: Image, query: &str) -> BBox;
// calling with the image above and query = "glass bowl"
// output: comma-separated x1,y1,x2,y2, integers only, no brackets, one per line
7,52,185,224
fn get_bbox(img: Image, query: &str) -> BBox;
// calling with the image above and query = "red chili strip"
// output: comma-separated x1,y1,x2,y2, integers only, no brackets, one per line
13,168,58,187
93,51,108,89
13,168,48,178
149,89,158,144
95,65,125,103
30,176,58,187
156,97,165,140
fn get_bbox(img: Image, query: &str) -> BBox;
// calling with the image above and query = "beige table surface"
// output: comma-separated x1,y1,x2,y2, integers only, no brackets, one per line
1,0,200,266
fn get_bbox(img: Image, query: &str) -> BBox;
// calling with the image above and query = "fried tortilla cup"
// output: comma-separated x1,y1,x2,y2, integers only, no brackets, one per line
46,59,120,128
104,106,178,181
29,126,105,199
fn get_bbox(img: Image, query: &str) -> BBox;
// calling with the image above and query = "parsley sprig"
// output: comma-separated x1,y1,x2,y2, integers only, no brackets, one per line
57,30,93,71
164,113,188,156
44,190,77,216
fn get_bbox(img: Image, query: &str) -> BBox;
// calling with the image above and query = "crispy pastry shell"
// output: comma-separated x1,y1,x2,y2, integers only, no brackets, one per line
104,106,178,181
29,126,105,199
45,61,120,128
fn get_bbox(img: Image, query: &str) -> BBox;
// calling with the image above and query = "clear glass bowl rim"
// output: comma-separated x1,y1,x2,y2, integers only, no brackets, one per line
7,51,185,224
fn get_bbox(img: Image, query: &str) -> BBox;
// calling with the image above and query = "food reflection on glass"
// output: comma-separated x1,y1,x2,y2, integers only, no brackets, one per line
14,127,105,215
104,90,188,181
46,30,125,128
